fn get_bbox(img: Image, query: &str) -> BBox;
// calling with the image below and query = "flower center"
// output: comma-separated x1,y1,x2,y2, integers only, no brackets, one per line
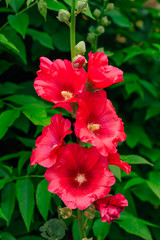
61,91,73,100
87,123,100,132
51,144,58,150
75,173,86,186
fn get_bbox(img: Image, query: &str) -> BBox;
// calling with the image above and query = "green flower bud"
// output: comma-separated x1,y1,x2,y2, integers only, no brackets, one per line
77,0,88,12
93,8,101,18
57,9,71,23
101,16,109,26
97,47,105,52
96,25,105,34
87,32,95,44
75,41,86,55
106,3,114,12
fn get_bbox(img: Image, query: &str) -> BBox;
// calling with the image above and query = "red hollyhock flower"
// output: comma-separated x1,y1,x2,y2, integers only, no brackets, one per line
75,90,126,156
94,194,128,223
108,153,131,175
45,144,115,210
30,113,72,168
87,52,123,89
34,57,87,106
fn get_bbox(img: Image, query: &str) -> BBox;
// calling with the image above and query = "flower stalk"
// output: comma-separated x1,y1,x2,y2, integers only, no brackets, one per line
70,0,76,61
77,209,85,239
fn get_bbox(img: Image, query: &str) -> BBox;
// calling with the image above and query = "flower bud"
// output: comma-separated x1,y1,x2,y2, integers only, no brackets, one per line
106,3,114,12
93,8,101,18
77,0,88,12
84,204,95,219
96,25,105,34
73,55,87,68
75,41,86,55
58,207,72,219
57,9,71,23
97,47,105,52
101,16,109,26
87,32,95,44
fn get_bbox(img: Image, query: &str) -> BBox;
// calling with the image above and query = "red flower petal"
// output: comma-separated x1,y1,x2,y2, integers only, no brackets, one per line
75,90,126,156
94,194,128,223
34,58,87,106
45,144,115,210
88,52,123,89
108,152,131,175
30,113,72,168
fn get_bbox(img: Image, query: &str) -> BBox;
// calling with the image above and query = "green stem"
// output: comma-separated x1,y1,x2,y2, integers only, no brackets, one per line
77,209,85,239
70,0,76,61
0,1,37,32
93,35,98,52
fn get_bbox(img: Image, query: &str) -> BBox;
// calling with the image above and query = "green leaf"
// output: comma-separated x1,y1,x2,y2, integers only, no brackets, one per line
1,182,16,225
0,33,19,52
124,177,145,190
0,151,24,162
36,179,52,221
2,27,27,64
120,155,153,166
118,212,153,240
93,219,110,240
22,103,50,126
5,0,10,7
147,181,160,199
0,232,16,240
0,208,8,221
27,0,34,7
0,60,13,74
72,221,80,240
45,0,68,11
8,13,29,39
109,165,121,181
16,178,35,231
9,0,25,12
37,0,47,20
140,80,158,98
146,106,160,120
0,82,23,96
4,94,39,105
27,28,53,49
14,114,30,134
107,9,131,28
18,151,31,175
0,109,20,140
17,136,35,147
123,46,143,62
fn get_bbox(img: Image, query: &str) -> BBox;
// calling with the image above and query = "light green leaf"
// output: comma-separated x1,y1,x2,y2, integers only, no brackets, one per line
120,155,153,166
147,181,160,199
0,33,19,52
93,219,110,240
37,0,47,20
27,28,53,49
27,0,34,7
0,232,16,240
22,103,50,126
5,0,10,7
119,212,155,240
4,94,39,105
45,0,68,11
0,109,20,140
107,9,131,28
16,178,35,231
8,13,29,38
109,165,121,181
1,182,16,225
9,0,25,12
36,179,52,221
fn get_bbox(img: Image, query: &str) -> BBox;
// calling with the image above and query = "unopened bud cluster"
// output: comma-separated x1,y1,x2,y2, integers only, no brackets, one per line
57,9,70,23
77,0,88,13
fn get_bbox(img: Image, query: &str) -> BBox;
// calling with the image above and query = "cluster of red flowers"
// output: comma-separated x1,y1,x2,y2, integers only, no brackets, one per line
31,52,130,223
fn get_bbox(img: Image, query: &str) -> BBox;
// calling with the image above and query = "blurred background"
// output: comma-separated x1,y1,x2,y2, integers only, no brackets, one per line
0,0,160,239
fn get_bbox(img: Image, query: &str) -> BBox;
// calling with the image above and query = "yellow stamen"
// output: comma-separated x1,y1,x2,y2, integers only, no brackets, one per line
87,123,100,132
61,91,73,100
75,173,86,186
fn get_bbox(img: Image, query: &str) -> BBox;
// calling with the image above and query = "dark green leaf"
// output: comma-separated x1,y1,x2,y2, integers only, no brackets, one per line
18,236,43,240
1,182,16,225
120,155,153,166
0,109,20,139
27,28,53,49
9,0,25,12
17,136,35,147
107,9,131,28
0,82,23,95
18,151,31,175
0,60,13,74
93,219,110,240
16,178,35,231
0,232,16,240
5,0,10,7
0,208,8,221
36,179,52,221
27,0,34,7
8,13,29,38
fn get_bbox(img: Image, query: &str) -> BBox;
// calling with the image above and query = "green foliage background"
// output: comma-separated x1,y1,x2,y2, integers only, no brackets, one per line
0,0,160,239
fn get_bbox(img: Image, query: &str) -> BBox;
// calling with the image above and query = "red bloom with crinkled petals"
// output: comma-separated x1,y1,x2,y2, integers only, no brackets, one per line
45,144,115,210
34,57,87,108
87,52,123,89
94,194,128,223
108,152,131,175
75,90,126,156
30,113,72,168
